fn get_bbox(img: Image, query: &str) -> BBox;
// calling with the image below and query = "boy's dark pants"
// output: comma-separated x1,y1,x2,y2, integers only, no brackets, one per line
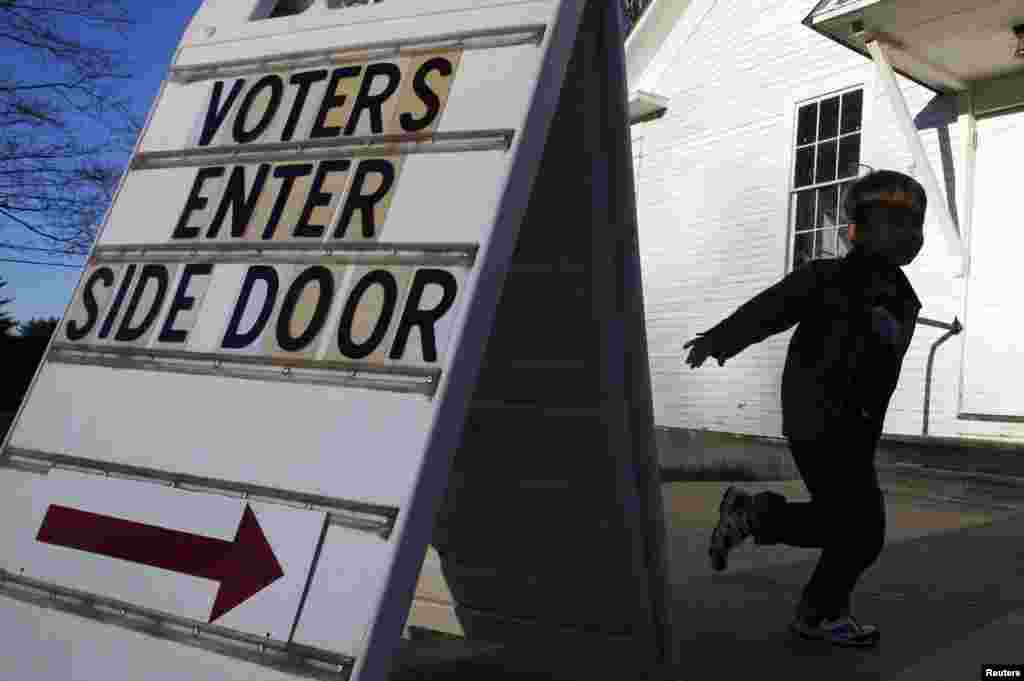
750,431,886,621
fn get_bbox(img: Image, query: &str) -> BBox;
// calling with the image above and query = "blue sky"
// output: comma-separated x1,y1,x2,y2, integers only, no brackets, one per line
2,1,203,325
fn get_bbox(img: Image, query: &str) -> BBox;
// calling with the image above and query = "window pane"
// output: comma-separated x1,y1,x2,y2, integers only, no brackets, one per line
819,96,840,140
815,139,837,183
816,228,838,258
817,185,838,228
841,89,863,134
794,190,816,229
794,230,814,267
837,227,853,256
838,135,861,178
837,181,854,223
797,103,818,145
794,146,815,188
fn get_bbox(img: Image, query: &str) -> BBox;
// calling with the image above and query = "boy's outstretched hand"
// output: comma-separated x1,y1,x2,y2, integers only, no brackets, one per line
683,332,723,368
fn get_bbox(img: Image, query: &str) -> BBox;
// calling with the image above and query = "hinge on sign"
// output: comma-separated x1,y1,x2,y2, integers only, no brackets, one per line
973,129,979,149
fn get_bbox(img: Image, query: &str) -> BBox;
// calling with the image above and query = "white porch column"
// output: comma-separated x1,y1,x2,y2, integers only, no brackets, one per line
866,38,967,274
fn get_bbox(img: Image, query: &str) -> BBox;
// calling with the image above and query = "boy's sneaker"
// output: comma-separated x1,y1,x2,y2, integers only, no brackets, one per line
789,614,880,647
709,486,755,572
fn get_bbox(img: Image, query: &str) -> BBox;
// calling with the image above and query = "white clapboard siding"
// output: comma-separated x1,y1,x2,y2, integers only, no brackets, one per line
630,0,1024,445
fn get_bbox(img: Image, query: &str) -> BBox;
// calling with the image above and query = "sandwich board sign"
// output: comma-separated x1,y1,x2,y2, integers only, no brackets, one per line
0,1,672,679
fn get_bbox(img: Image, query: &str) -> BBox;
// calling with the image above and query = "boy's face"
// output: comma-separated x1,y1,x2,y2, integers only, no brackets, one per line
853,190,924,267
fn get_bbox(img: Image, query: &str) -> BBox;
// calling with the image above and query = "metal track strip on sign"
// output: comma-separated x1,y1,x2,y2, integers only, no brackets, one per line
169,24,547,83
0,568,353,681
47,343,440,397
132,130,515,171
3,447,398,538
958,413,1024,423
91,240,478,267
92,250,472,267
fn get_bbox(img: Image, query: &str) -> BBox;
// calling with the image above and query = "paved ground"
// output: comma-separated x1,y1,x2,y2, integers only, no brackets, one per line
658,476,1024,681
5,404,1021,679
391,470,1024,680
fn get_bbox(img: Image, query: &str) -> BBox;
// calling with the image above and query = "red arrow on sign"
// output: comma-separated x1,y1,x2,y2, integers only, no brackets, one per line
36,503,284,623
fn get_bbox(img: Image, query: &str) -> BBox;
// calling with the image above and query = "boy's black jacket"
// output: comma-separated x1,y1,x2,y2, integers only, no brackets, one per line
702,247,922,443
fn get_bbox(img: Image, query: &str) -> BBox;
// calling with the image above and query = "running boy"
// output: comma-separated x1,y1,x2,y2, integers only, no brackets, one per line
683,170,926,647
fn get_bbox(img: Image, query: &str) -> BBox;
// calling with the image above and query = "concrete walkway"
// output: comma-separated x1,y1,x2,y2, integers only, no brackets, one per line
658,478,1024,680
391,472,1024,680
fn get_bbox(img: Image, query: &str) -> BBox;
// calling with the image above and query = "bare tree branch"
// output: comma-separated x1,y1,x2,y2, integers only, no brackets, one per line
0,257,82,268
0,240,87,255
0,0,644,257
0,0,138,251
0,206,82,242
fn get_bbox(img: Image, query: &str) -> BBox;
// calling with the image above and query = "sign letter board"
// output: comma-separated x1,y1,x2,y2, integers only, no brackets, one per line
0,1,672,680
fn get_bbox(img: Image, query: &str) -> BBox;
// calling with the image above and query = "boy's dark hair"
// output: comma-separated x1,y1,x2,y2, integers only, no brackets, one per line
842,170,927,229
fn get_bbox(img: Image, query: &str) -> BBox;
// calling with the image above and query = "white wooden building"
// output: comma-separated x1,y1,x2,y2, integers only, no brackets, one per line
624,0,1024,455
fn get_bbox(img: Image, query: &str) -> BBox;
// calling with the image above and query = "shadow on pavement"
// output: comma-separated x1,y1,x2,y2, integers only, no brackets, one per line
392,495,1024,680
670,509,1024,680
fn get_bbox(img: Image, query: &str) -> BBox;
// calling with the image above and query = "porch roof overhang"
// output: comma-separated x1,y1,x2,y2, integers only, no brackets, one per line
803,0,1024,95
802,1,1024,275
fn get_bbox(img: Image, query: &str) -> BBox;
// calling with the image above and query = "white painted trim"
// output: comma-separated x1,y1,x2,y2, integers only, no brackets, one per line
955,103,1024,423
956,86,976,417
625,0,697,91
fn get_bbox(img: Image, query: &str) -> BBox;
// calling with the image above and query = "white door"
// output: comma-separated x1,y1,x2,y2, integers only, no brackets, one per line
960,108,1024,419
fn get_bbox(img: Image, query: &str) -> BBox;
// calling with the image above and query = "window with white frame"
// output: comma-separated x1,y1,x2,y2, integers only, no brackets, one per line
790,87,863,268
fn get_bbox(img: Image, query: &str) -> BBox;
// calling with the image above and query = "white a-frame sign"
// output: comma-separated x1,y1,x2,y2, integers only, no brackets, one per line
0,1,672,680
